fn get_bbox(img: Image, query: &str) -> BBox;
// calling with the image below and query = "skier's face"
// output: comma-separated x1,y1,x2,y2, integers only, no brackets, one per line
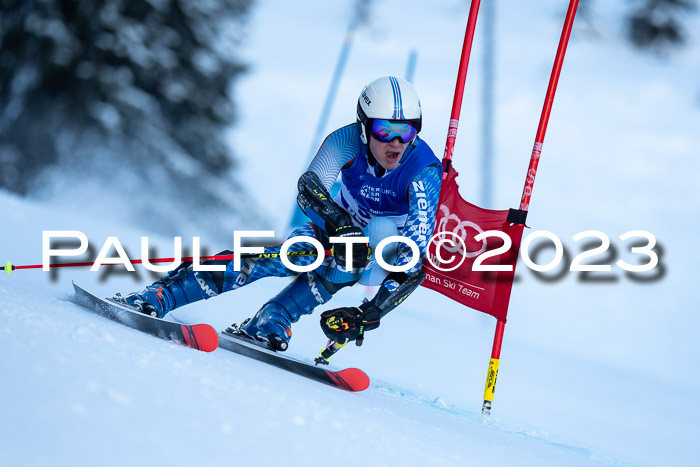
369,135,409,171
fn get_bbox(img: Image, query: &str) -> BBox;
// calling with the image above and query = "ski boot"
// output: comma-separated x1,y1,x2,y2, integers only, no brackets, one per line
114,264,219,318
225,272,332,351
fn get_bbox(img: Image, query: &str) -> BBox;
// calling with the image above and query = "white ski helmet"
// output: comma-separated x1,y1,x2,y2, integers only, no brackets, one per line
356,76,422,144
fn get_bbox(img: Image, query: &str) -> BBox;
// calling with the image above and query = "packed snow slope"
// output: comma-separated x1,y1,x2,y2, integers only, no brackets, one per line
2,0,700,466
0,190,631,467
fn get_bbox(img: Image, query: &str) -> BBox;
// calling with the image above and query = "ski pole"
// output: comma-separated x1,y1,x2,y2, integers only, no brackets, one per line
314,339,346,366
1,250,333,275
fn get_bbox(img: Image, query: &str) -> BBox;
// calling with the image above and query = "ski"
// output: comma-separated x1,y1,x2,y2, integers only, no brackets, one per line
71,282,219,352
218,331,370,392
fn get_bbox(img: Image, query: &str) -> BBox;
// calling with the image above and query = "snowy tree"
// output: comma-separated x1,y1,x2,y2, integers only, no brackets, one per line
626,0,697,53
549,0,697,55
0,0,257,238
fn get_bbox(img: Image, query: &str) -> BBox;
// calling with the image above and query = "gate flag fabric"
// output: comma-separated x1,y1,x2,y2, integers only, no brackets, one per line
421,167,524,322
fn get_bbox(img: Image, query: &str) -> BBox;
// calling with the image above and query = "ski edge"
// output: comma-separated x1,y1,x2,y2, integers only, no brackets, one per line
218,332,370,392
71,282,219,352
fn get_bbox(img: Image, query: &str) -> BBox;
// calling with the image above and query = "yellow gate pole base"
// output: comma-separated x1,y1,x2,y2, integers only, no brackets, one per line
481,357,499,415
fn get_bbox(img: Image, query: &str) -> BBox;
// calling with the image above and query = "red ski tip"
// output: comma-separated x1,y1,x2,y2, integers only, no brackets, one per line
332,368,370,392
181,324,219,352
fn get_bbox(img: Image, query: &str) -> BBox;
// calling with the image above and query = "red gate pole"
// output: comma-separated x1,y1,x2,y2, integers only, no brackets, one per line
519,0,580,213
442,0,482,179
482,0,580,415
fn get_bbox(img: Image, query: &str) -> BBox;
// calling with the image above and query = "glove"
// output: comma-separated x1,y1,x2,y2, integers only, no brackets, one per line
330,225,370,269
320,302,380,346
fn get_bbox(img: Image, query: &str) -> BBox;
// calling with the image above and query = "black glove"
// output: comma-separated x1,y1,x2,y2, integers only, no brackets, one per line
320,302,380,346
330,225,370,269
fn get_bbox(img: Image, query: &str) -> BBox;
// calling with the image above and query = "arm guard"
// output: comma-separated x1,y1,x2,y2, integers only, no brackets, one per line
297,171,353,233
367,269,426,318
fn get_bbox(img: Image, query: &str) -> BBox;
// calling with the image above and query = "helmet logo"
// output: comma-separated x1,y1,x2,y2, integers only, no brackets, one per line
362,91,371,106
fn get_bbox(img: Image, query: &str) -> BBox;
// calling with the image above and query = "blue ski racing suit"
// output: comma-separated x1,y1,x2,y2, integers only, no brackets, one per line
119,123,442,350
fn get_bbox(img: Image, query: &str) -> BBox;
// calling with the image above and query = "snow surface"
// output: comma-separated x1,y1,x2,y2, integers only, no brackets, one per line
1,191,627,467
2,0,700,466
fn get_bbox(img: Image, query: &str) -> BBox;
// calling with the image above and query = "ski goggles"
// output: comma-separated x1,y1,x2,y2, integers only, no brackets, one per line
370,119,418,143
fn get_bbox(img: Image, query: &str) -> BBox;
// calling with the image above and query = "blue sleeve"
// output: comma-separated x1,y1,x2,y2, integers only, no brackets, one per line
373,164,442,298
396,164,442,274
306,124,360,191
